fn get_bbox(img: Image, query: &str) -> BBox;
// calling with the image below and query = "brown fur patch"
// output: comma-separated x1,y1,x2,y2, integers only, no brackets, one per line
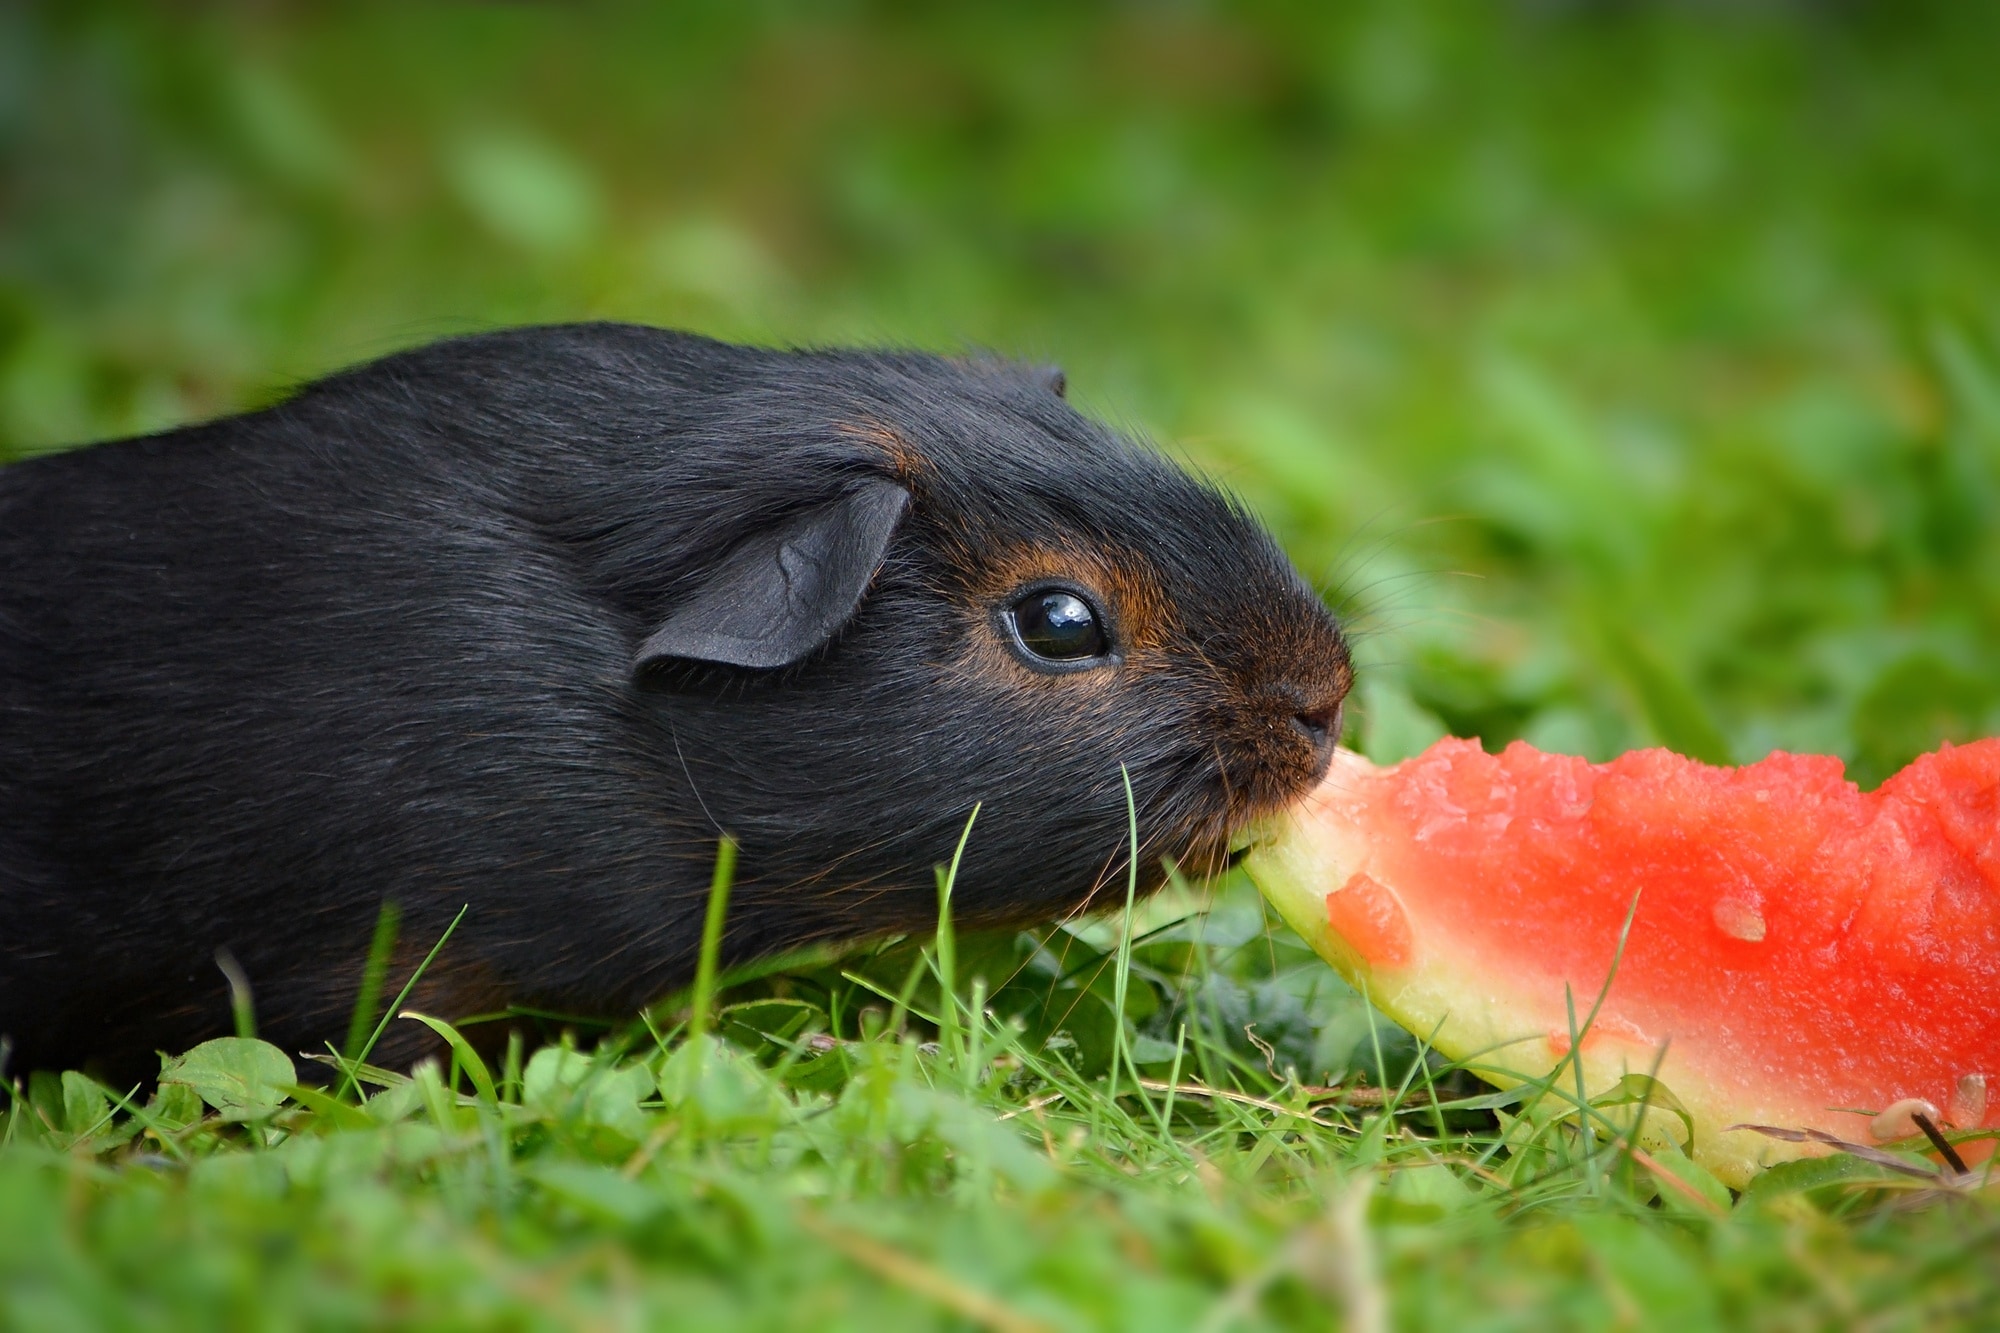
836,418,928,484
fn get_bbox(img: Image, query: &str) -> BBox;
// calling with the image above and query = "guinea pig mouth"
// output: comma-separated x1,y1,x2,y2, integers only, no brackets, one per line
1164,824,1253,882
1210,828,1265,875
1165,761,1318,880
1149,719,1341,882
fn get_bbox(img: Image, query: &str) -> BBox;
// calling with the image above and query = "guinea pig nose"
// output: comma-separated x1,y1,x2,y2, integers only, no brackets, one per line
1291,705,1339,759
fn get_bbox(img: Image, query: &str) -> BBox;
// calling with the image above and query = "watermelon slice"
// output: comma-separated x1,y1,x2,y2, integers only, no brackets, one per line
1243,737,2000,1188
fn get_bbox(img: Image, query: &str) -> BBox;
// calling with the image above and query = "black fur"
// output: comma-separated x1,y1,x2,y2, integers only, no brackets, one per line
0,324,1350,1081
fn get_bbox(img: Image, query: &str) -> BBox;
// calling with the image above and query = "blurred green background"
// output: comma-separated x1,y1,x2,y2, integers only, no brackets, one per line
6,0,1998,785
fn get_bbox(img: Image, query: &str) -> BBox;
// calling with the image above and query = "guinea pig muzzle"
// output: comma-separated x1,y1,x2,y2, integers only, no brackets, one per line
1235,693,1346,808
1165,694,1345,882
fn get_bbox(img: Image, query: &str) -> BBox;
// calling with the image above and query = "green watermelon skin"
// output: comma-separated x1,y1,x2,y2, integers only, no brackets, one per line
1246,738,2000,1188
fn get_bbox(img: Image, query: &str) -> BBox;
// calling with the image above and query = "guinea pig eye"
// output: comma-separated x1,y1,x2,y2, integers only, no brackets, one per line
1007,588,1111,666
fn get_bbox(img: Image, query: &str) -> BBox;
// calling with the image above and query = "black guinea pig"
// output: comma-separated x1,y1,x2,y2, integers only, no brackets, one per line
0,323,1350,1082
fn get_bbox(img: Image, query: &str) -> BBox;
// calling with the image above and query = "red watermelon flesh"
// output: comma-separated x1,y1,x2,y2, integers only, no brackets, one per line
1243,737,2000,1187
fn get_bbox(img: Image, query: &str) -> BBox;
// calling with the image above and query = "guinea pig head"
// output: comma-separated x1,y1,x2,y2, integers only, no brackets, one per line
631,352,1351,944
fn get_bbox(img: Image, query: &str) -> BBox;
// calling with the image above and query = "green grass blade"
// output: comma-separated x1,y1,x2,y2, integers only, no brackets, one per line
399,1011,499,1109
687,836,738,1044
932,803,979,1070
213,949,256,1041
342,899,403,1066
338,903,469,1100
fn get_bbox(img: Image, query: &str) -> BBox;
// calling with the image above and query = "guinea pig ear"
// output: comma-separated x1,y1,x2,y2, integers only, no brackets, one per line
633,479,910,675
1033,365,1067,399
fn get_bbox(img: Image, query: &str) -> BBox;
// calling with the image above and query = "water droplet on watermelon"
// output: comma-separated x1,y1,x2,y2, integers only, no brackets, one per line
1711,891,1767,941
1949,1073,1989,1127
1869,1097,1942,1142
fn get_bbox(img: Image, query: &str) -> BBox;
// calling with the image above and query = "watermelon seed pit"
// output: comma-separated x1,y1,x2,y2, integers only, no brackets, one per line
1869,1097,1943,1142
1711,893,1767,942
1948,1073,1987,1126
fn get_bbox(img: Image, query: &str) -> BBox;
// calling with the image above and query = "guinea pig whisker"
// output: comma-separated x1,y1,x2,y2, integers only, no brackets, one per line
666,719,724,838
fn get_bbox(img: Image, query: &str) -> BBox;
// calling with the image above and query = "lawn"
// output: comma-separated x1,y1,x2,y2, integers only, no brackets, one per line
3,2,1998,1328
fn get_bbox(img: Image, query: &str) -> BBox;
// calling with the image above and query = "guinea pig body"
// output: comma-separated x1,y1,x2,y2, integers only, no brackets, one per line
0,324,1350,1080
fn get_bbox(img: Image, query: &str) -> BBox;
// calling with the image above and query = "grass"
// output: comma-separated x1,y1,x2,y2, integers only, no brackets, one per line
5,869,1995,1329
5,1,2000,1327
